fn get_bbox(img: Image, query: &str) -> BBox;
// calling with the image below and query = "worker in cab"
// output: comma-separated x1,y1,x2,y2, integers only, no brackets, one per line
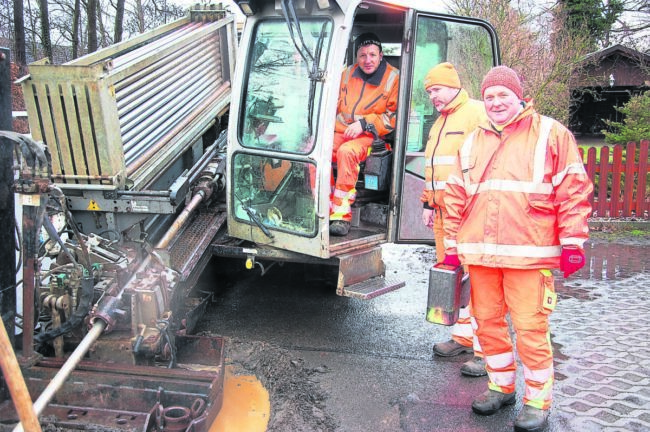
442,66,593,432
330,32,399,236
420,62,487,378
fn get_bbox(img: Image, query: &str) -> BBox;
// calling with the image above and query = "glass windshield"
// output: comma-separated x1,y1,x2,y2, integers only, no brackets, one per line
407,18,495,153
232,153,317,236
240,18,332,154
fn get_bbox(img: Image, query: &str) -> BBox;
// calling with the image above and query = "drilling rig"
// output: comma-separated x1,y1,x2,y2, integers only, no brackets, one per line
0,1,500,430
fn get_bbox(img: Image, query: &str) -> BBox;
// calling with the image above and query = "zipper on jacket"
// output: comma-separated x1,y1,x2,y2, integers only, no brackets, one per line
350,81,367,120
430,115,448,210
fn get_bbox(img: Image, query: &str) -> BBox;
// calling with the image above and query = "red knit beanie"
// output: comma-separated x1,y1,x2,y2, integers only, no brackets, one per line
481,66,523,99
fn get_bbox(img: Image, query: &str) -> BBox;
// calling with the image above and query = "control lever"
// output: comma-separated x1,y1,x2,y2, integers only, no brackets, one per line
365,124,389,156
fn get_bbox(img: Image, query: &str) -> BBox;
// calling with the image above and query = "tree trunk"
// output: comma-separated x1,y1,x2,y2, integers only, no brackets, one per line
114,0,125,43
87,0,98,53
136,0,145,33
38,0,53,62
72,0,80,58
97,4,107,47
13,0,27,70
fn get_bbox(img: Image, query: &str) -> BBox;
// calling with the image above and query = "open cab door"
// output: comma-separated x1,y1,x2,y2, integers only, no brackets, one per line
388,10,500,246
224,0,499,297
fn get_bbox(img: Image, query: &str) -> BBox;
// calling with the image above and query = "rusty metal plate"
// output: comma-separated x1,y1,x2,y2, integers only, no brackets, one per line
0,335,224,431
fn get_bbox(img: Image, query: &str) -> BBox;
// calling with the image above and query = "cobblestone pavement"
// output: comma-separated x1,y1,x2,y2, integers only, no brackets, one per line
551,237,650,432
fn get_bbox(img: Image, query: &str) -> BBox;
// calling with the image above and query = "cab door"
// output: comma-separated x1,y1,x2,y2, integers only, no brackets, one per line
389,12,500,244
227,2,349,259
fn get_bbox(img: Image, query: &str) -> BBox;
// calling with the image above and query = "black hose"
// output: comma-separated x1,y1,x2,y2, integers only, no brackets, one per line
34,274,95,345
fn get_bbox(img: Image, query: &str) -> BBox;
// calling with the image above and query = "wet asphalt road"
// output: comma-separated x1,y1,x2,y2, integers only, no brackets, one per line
196,233,650,432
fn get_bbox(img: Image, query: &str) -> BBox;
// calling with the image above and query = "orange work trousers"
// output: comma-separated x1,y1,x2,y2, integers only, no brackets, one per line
468,265,555,409
330,132,372,221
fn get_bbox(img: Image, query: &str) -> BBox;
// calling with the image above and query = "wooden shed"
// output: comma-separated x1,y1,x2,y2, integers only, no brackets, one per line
569,44,650,136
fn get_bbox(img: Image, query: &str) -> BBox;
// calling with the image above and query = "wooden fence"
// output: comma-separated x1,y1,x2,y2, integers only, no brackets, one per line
581,139,650,219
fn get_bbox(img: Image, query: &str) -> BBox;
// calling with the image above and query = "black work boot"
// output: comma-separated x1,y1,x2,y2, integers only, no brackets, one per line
460,356,487,377
329,220,350,236
471,389,516,415
432,339,473,357
514,405,549,431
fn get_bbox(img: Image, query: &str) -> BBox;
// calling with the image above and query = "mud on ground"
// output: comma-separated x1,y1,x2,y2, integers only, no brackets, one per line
219,337,339,432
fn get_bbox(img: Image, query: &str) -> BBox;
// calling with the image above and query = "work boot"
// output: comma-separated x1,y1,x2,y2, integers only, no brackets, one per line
514,405,549,432
460,356,487,377
329,220,350,236
471,389,516,416
432,339,473,357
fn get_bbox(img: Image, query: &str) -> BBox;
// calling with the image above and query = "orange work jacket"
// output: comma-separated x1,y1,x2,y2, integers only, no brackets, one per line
443,102,593,269
336,60,399,138
420,90,486,211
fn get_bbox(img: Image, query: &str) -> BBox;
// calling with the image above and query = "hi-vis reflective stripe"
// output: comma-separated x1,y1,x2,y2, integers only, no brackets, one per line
424,181,447,191
385,69,398,93
444,237,457,249
532,117,552,183
523,365,553,383
552,162,587,186
425,155,457,167
466,179,553,195
461,116,555,196
489,370,516,387
486,351,515,368
333,188,356,199
458,242,562,258
523,365,554,409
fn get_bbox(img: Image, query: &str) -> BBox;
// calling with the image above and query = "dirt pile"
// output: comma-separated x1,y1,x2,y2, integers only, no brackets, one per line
224,337,339,432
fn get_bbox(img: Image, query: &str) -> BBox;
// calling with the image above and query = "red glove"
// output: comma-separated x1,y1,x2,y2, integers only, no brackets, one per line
560,245,585,278
442,254,461,268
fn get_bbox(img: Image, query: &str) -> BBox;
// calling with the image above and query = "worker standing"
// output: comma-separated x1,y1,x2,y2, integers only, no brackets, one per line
330,33,399,236
442,65,593,431
420,62,487,377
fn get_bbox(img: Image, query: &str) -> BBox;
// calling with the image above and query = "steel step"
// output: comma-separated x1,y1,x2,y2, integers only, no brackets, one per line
342,276,405,300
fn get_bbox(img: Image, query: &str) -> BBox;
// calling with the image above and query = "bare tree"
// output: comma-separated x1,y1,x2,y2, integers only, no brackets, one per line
38,0,53,61
114,0,125,42
13,0,27,70
610,0,650,50
87,0,97,52
72,0,81,58
447,0,593,124
97,0,109,47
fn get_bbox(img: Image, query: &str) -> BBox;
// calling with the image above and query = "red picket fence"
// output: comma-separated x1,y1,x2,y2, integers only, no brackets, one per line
580,139,650,219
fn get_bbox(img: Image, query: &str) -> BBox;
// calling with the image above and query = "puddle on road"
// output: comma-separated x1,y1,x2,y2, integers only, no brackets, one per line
555,242,649,300
209,366,270,432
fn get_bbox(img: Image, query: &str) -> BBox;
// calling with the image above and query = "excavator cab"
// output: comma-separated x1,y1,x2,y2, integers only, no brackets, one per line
225,0,500,296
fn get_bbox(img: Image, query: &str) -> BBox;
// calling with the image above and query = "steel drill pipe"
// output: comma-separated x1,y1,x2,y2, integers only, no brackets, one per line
12,319,106,432
0,317,42,432
116,39,218,115
120,62,218,150
126,82,229,176
155,190,206,249
118,48,214,126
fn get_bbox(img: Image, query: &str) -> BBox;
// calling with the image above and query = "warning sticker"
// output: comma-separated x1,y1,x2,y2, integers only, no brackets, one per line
87,200,101,211
20,194,40,207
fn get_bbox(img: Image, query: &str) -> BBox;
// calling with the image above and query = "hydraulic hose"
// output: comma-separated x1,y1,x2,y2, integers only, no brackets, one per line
34,274,94,346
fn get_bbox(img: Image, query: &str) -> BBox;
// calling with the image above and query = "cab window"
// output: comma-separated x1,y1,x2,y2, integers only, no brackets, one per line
239,18,332,155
